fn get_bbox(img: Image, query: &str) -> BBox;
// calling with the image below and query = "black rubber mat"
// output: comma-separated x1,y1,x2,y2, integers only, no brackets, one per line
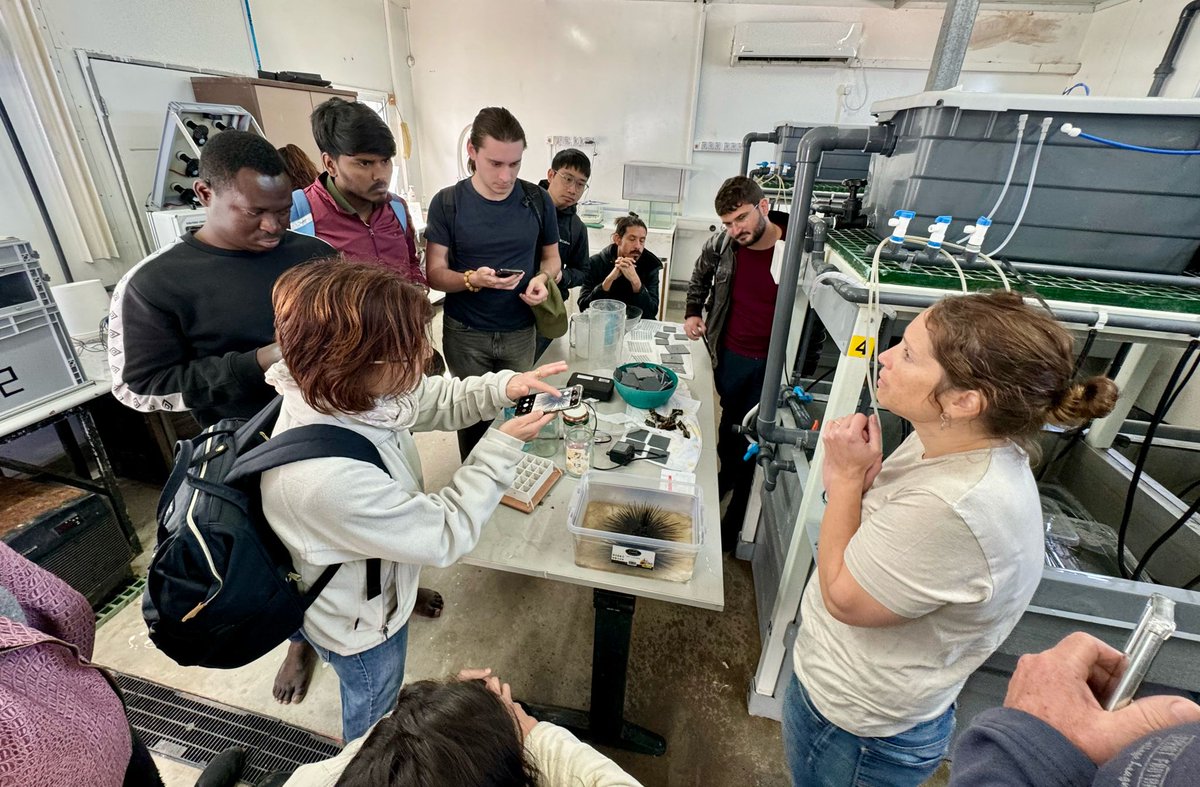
114,672,342,782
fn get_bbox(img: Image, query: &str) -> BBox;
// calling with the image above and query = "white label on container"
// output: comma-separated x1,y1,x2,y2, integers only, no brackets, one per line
611,545,656,570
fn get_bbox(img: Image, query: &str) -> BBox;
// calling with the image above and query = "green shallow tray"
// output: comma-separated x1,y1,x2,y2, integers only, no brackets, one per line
825,228,1200,316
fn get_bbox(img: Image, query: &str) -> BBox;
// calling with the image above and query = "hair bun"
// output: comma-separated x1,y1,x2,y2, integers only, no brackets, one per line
1050,375,1119,425
628,211,640,219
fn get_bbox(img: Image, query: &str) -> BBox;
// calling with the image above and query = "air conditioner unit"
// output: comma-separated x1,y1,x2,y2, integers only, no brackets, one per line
731,22,862,66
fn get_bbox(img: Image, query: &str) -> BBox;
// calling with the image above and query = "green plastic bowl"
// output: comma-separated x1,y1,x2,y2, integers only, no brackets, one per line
613,363,678,410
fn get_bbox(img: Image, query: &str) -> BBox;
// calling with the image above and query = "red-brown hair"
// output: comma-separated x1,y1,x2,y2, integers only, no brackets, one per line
273,259,433,414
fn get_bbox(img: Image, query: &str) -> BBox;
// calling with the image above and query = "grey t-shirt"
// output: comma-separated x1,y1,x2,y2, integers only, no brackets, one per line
793,433,1044,737
426,179,558,332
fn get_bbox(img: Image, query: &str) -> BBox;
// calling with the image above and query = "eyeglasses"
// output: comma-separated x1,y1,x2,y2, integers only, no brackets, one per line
555,171,589,193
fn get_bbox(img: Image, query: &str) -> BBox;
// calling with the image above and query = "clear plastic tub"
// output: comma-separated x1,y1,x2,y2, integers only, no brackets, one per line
567,471,703,582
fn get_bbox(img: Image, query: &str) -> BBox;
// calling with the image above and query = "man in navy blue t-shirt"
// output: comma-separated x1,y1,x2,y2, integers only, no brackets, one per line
425,107,561,459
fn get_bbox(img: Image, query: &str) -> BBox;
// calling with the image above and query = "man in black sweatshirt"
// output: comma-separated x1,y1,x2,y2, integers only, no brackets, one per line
109,131,334,427
109,132,335,711
535,148,591,358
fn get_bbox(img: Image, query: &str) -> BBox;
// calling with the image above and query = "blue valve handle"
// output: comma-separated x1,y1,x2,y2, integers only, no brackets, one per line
792,385,813,403
743,442,761,462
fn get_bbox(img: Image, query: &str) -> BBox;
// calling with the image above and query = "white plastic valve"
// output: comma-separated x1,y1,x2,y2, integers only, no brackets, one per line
1060,123,1081,137
926,215,952,248
887,209,915,244
963,216,992,252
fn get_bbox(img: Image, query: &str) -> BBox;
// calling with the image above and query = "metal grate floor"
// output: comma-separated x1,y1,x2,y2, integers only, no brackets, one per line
826,228,1200,315
114,672,342,782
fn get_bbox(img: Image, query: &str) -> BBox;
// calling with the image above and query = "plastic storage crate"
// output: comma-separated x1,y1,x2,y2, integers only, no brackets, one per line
865,91,1200,273
567,471,703,582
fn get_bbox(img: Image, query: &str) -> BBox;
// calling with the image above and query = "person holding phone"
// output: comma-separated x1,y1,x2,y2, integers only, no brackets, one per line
260,259,565,742
425,107,561,461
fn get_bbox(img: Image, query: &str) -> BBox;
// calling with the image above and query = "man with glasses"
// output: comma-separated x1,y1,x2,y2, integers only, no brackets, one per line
684,176,788,553
535,148,591,358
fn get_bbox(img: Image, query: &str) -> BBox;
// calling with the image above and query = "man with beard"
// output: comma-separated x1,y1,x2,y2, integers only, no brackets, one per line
290,98,424,285
684,176,787,552
579,212,661,317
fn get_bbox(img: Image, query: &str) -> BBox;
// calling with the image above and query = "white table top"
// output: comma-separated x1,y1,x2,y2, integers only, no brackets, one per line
461,328,725,612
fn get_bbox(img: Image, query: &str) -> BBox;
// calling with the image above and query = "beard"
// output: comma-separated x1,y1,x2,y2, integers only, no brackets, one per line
740,213,769,246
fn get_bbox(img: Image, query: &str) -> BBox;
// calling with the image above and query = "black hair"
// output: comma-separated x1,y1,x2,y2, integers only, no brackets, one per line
467,107,526,173
614,212,647,238
311,97,397,159
714,175,765,216
198,130,285,193
333,679,539,787
551,148,591,179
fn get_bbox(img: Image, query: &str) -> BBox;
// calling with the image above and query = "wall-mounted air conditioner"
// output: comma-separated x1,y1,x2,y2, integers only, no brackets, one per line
731,22,862,66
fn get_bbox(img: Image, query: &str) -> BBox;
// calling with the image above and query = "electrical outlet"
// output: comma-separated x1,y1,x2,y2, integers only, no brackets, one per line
693,141,743,153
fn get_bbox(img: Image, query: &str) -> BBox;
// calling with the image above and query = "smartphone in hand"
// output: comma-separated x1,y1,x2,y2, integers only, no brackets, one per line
515,384,583,415
494,268,525,279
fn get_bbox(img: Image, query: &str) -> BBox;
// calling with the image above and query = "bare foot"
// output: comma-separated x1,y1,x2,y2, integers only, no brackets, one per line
273,640,318,704
415,587,444,618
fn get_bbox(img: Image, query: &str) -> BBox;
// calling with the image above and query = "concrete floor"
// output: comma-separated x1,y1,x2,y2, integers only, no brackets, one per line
92,294,950,786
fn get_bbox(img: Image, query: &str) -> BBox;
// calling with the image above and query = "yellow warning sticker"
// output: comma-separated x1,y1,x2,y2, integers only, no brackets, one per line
847,336,875,358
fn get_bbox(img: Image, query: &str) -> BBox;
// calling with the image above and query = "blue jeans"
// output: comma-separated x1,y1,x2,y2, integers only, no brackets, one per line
783,673,953,787
305,625,409,742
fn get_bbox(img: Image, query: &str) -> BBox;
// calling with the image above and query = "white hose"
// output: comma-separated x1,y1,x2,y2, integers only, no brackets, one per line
956,114,1027,244
988,117,1053,257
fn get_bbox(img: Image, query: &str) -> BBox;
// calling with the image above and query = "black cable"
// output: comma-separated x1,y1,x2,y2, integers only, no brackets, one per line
1184,572,1200,591
1072,329,1098,379
1116,339,1200,579
1178,477,1200,499
1131,494,1200,582
593,449,669,472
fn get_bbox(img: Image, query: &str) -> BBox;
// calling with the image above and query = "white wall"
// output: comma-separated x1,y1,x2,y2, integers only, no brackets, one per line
1075,0,1200,97
407,0,700,212
406,0,1091,220
227,0,425,199
30,0,255,283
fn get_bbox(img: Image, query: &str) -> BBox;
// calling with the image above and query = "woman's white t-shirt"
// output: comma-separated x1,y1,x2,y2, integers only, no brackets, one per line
793,433,1044,737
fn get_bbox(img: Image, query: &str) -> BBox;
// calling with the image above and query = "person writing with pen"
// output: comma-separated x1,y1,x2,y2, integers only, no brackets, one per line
424,107,561,461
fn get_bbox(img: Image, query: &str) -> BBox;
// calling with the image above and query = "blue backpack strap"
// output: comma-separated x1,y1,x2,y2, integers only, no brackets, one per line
290,189,316,236
389,197,409,233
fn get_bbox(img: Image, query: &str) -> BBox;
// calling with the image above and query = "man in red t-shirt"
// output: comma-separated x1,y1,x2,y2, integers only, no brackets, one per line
684,177,787,551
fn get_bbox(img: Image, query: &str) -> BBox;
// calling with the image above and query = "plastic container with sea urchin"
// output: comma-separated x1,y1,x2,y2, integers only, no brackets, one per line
567,471,703,582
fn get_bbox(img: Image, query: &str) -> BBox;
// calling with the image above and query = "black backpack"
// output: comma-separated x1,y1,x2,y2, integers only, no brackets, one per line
143,397,386,669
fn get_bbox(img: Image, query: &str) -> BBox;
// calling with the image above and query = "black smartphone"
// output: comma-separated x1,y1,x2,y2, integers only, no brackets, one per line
515,384,583,415
494,268,525,278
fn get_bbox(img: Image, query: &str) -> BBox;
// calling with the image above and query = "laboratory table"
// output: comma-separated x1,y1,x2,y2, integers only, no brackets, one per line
462,329,725,755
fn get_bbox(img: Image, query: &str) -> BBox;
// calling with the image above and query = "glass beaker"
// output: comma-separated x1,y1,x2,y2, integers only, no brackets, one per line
564,427,593,477
587,299,626,370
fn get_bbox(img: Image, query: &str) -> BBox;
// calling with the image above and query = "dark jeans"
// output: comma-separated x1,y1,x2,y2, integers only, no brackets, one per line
442,315,536,460
715,346,768,551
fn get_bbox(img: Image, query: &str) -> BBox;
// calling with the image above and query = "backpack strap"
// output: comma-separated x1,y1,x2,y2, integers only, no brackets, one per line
442,185,457,267
289,189,316,235
389,197,409,233
226,424,388,601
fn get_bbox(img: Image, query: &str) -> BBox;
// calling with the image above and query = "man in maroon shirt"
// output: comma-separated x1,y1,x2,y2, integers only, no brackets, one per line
292,98,425,285
684,176,787,551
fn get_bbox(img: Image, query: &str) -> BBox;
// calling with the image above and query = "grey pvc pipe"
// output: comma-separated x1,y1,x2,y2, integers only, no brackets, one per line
1149,0,1200,97
756,125,893,445
740,130,778,177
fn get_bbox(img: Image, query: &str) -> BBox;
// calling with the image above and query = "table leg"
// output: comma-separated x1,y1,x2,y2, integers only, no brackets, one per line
53,419,90,476
521,588,666,756
76,407,141,552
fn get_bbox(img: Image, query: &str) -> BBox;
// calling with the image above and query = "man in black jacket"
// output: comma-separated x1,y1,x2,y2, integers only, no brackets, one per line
108,131,334,708
110,131,333,426
535,148,591,358
579,212,661,318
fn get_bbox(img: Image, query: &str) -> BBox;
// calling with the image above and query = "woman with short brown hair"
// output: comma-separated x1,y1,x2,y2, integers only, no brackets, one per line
260,259,563,742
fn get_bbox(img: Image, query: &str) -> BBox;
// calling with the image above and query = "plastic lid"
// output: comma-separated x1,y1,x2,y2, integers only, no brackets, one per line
871,90,1200,119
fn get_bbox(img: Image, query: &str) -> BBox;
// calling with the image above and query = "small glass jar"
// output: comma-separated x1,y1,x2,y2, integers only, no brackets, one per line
564,426,593,477
527,413,562,458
